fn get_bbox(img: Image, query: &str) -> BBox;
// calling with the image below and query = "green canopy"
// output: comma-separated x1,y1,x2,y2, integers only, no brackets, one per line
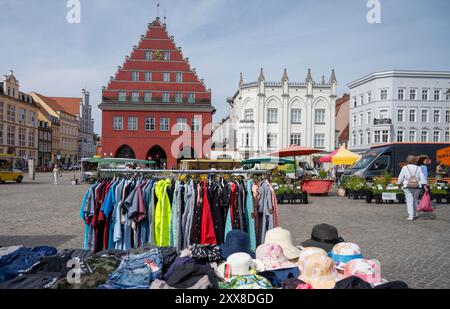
241,157,295,165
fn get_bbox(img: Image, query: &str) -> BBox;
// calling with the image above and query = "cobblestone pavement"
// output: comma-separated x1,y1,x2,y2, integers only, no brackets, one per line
1,173,449,288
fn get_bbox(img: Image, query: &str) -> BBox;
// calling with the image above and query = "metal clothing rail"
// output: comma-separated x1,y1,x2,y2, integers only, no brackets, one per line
99,169,270,175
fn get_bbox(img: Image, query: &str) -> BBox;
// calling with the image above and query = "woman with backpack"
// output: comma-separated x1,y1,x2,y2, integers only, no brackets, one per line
397,155,427,221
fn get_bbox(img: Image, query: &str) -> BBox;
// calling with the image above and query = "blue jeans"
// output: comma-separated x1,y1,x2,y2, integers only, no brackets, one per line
99,249,162,289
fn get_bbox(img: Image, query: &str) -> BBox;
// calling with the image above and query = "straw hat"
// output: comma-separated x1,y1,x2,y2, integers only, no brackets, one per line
300,254,337,289
297,247,328,272
216,253,265,282
264,227,301,260
256,243,297,271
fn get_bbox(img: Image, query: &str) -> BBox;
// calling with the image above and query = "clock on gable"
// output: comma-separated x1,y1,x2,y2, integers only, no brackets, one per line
152,50,163,61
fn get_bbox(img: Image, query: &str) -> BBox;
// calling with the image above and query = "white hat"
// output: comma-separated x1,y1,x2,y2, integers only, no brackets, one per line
264,227,301,260
298,247,328,272
216,253,265,282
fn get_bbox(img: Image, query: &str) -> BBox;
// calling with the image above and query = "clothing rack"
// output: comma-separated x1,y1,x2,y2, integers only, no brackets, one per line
99,169,270,175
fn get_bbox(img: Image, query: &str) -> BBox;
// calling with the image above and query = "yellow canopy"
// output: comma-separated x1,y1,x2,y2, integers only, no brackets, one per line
331,147,362,165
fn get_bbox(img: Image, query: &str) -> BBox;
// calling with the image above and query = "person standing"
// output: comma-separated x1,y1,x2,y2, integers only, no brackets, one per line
417,156,429,185
53,165,60,185
397,155,427,221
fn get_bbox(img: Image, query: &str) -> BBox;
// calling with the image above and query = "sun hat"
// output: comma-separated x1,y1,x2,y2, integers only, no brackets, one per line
299,254,338,289
256,243,297,271
219,230,255,260
329,242,363,270
263,227,301,260
343,259,381,285
297,247,328,272
301,224,344,252
216,253,265,282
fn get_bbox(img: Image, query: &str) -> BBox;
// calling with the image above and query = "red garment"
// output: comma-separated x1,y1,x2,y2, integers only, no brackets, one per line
229,183,236,225
200,181,217,245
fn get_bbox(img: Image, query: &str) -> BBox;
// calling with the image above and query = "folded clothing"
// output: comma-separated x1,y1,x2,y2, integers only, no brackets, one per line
0,272,60,289
0,246,57,283
258,267,300,288
191,245,222,262
98,249,163,289
150,275,214,289
165,262,219,289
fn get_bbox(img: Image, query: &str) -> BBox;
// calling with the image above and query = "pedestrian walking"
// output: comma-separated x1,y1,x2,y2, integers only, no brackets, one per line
397,155,427,221
53,165,60,185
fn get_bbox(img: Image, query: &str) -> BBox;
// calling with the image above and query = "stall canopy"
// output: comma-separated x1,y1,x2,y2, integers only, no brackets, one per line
270,146,323,176
319,148,340,163
241,157,295,165
331,147,361,165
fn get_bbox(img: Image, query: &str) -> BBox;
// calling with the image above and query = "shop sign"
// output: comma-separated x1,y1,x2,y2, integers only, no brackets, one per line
382,193,397,201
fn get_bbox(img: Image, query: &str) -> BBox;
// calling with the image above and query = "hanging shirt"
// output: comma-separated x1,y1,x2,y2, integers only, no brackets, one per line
200,180,217,245
245,179,257,251
154,179,172,247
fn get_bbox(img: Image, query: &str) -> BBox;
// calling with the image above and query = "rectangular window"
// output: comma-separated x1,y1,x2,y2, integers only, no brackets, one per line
314,134,325,149
267,133,278,149
19,109,26,124
145,117,155,131
422,89,429,100
176,118,187,132
380,89,388,100
163,72,170,82
267,109,278,123
28,130,35,147
445,131,450,142
175,93,183,103
244,109,254,121
374,131,381,143
367,92,372,103
446,89,450,101
176,72,183,83
359,132,364,145
144,92,152,103
352,115,357,126
0,124,3,145
382,130,389,143
409,130,416,142
360,95,364,105
410,89,417,100
398,89,404,100
290,133,301,146
188,93,195,103
409,109,417,122
433,131,440,142
191,118,201,132
397,109,404,122
30,112,36,127
315,109,325,124
7,105,16,122
163,51,170,61
379,109,388,119
132,71,139,81
421,110,429,123
160,118,169,131
0,102,3,121
367,112,372,125
434,89,441,101
291,109,301,124
367,131,371,145
162,92,170,103
245,133,250,147
145,72,152,81
352,133,357,146
434,110,441,123
145,50,152,61
359,113,364,126
131,92,140,102
113,116,123,131
19,128,26,147
118,91,126,102
128,117,138,131
446,110,450,123
397,130,404,143
352,97,357,107
421,131,428,142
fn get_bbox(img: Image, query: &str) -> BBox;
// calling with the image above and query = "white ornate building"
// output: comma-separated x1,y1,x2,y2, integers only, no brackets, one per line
212,68,337,160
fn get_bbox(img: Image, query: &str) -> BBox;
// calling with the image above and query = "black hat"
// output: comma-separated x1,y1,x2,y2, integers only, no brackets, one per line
334,276,372,289
301,224,344,252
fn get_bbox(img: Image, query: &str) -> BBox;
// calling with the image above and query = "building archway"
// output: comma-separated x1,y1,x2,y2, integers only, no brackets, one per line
147,145,167,169
115,145,136,159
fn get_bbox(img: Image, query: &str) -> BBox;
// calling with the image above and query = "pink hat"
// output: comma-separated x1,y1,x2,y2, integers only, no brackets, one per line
256,243,297,271
343,259,382,285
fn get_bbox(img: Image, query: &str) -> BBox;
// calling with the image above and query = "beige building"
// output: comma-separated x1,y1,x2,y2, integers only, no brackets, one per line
31,92,78,164
36,103,61,164
0,71,39,160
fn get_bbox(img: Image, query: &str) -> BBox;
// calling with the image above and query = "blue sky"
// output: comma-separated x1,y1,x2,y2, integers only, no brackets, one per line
1,0,450,134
